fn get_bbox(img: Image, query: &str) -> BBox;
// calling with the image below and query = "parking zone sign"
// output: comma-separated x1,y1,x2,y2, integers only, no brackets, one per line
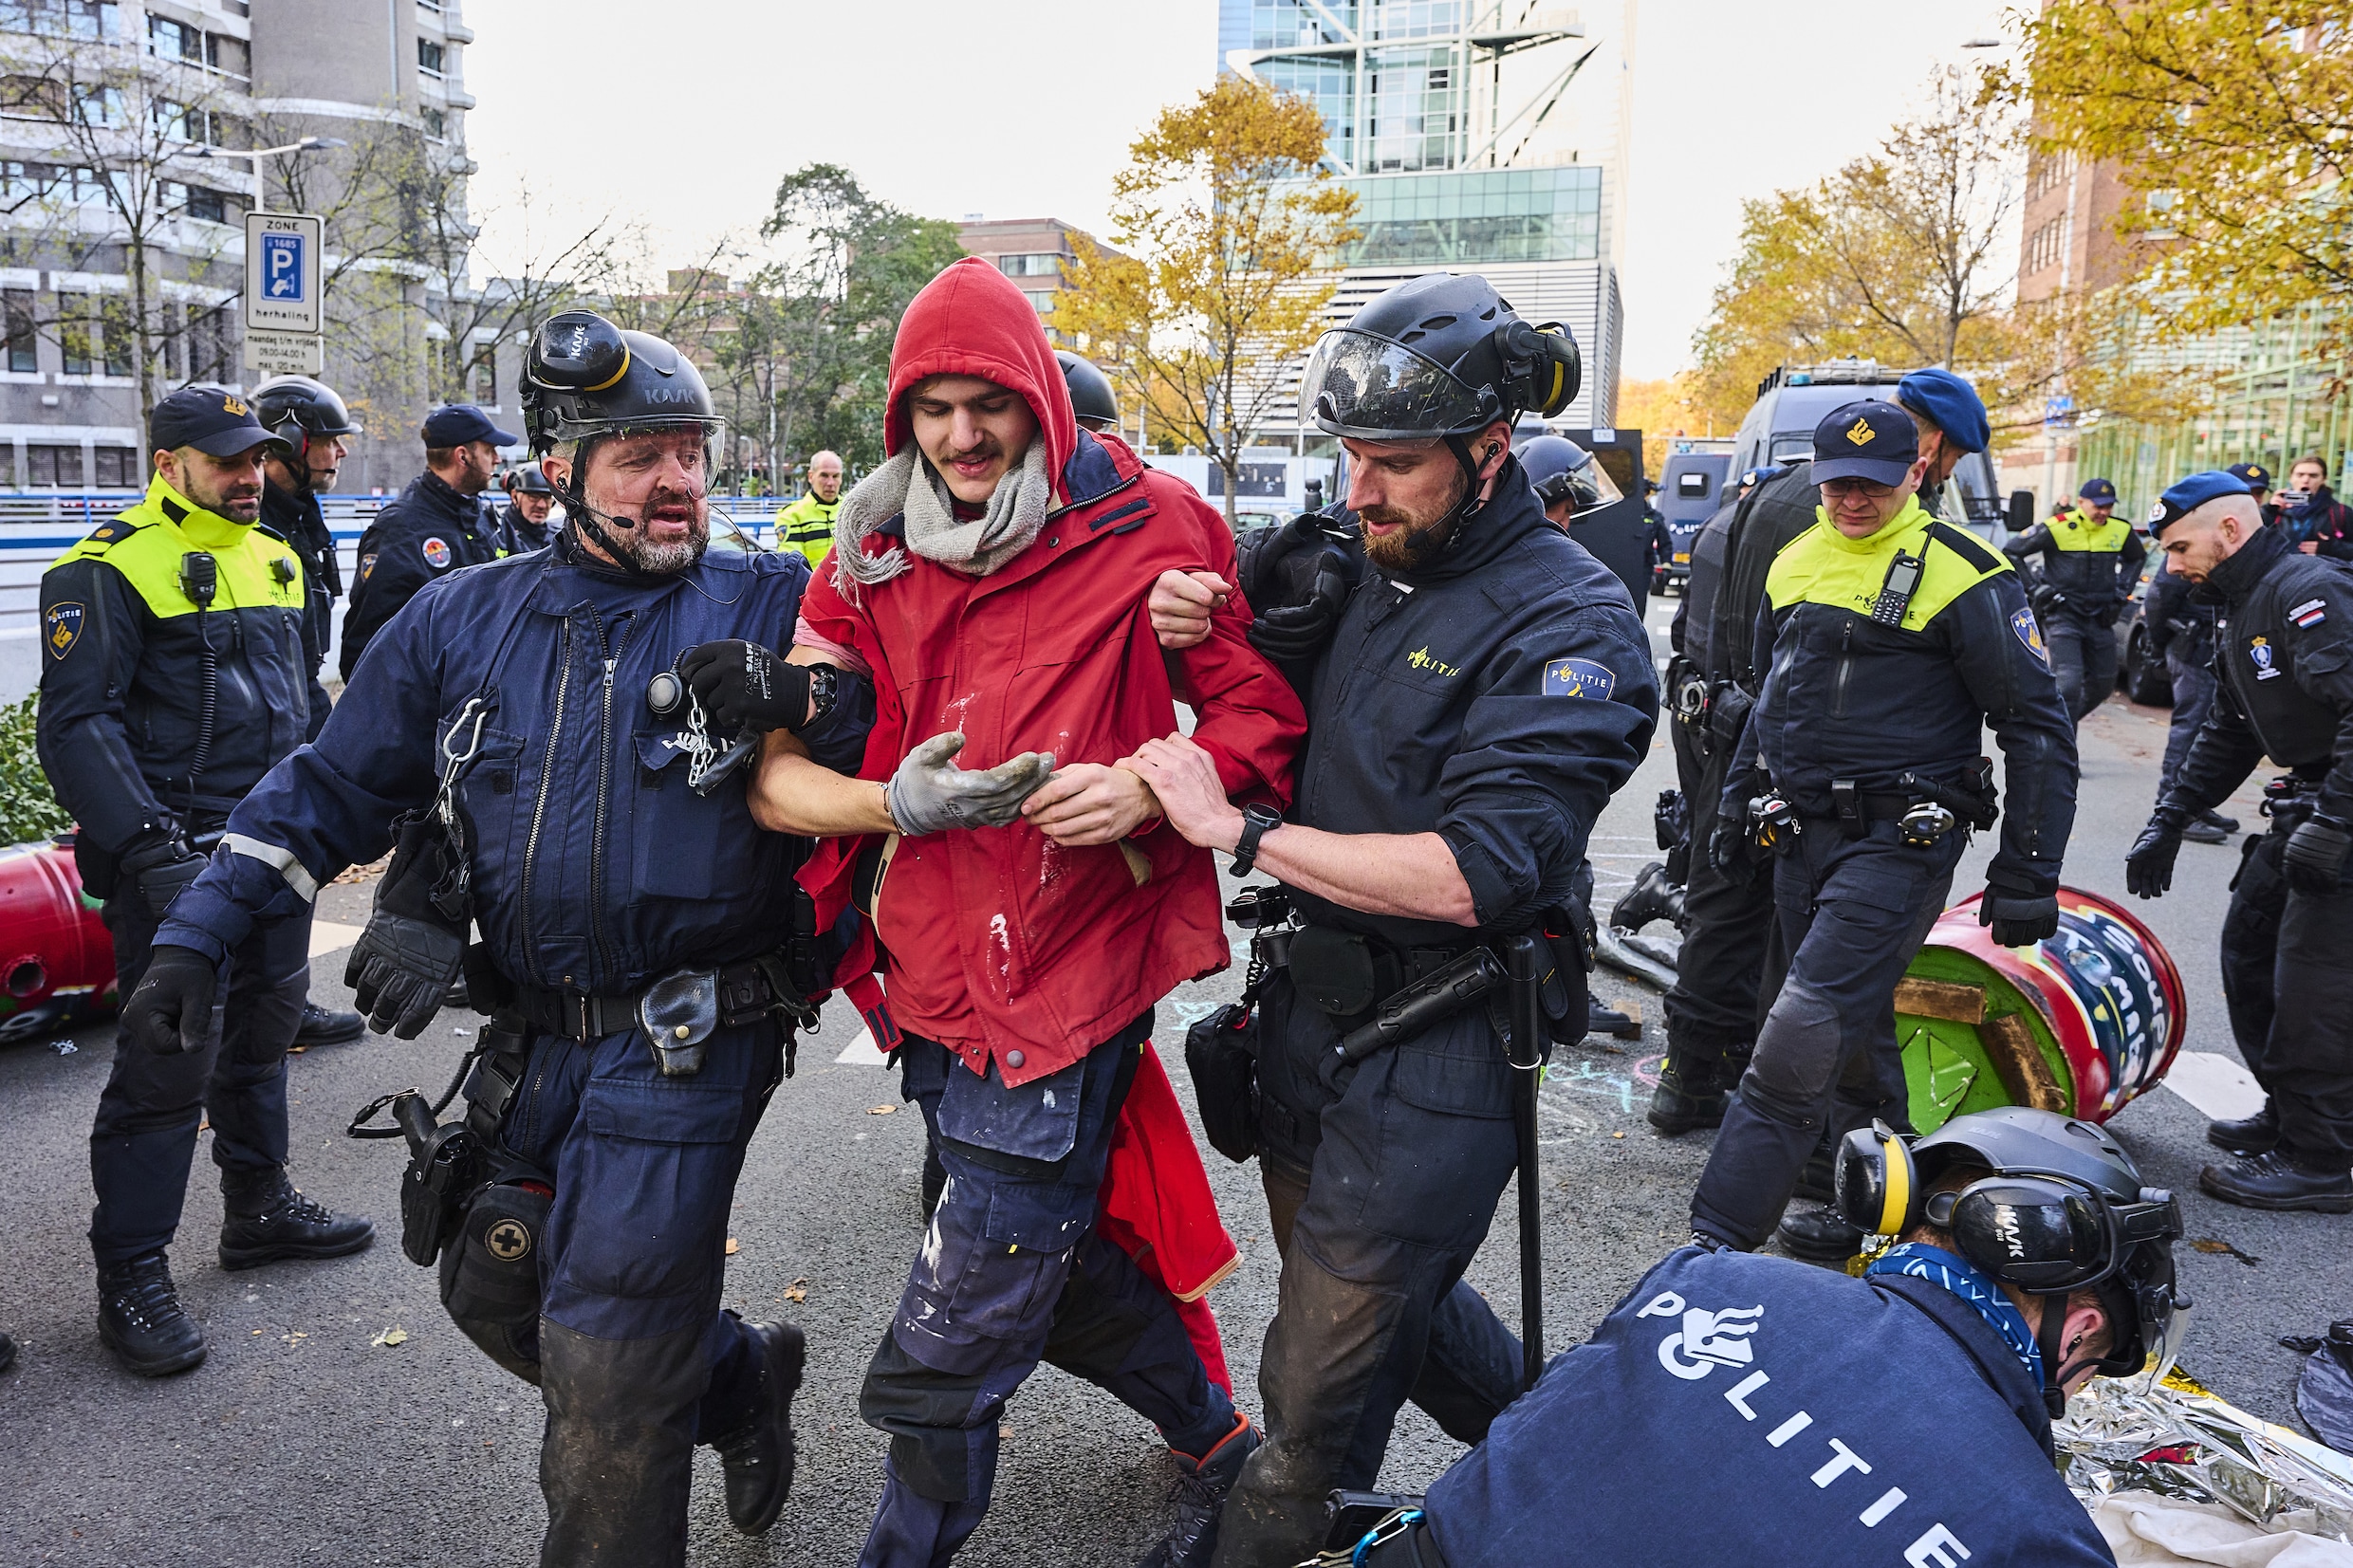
245,212,322,333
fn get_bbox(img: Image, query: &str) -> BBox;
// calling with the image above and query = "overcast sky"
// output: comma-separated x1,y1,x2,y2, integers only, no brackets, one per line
462,0,2018,382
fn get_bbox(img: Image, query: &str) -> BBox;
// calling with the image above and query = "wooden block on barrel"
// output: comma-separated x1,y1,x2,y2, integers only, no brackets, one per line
1893,977,1986,1025
1981,1012,2070,1114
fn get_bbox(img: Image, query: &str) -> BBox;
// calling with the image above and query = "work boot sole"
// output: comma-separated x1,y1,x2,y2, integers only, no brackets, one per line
2197,1169,2353,1213
2205,1125,2280,1157
218,1225,376,1272
729,1321,806,1535
97,1314,206,1377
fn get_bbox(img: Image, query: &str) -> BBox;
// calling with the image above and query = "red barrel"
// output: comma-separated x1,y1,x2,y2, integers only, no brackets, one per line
0,839,118,1042
1897,886,2186,1132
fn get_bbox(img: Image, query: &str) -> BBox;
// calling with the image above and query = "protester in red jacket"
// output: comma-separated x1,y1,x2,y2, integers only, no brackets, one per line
751,256,1305,1568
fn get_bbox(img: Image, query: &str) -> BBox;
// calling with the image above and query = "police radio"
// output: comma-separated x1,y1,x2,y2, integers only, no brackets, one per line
178,550,217,609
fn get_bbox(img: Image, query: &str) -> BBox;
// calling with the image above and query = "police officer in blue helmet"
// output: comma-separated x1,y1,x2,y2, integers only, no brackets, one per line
1518,433,1621,528
1329,1106,2184,1567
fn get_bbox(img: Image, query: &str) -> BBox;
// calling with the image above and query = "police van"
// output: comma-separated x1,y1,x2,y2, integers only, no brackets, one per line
1656,440,1734,593
1732,360,2032,544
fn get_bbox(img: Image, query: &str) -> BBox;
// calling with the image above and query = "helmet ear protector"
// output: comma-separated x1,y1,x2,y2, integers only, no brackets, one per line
528,311,632,401
1498,319,1582,421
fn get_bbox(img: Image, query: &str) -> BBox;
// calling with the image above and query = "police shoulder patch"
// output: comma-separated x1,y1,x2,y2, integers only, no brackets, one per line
359,552,377,582
2010,605,2049,665
1544,656,1617,700
421,536,452,570
43,601,83,659
2290,598,2327,629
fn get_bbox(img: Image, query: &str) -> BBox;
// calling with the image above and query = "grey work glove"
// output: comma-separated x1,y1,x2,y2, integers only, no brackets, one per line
885,731,1056,837
120,944,218,1055
2283,815,2353,895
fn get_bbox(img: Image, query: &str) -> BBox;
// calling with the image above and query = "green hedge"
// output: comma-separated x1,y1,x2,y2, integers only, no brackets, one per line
0,693,71,846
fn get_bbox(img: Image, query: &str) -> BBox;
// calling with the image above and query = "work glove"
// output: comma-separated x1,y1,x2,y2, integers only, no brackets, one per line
885,732,1056,837
120,833,208,920
676,639,811,734
120,944,219,1055
1707,821,1756,889
1239,514,1356,666
2282,815,2353,895
1249,562,1353,665
2124,809,2187,899
1978,892,2060,948
344,912,468,1040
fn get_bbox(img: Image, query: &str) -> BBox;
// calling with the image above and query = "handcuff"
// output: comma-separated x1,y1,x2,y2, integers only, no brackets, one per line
646,660,759,796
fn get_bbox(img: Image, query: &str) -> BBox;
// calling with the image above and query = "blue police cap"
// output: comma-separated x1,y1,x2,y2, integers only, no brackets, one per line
151,384,289,459
2225,461,2272,490
2146,470,2253,537
1810,399,1918,487
421,403,521,449
1895,367,1989,454
2078,477,2118,505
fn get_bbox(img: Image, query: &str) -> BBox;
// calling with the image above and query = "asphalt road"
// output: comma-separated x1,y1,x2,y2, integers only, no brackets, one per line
1,594,2345,1566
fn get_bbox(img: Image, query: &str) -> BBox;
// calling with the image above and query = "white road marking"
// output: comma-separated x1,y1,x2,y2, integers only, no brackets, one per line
2160,1051,2268,1123
307,920,365,959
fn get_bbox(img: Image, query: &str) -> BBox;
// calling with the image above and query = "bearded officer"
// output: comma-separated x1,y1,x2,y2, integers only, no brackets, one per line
1693,399,2077,1262
128,313,876,1563
1129,273,1658,1567
2003,477,2147,724
36,386,373,1376
2126,470,2353,1213
339,403,511,679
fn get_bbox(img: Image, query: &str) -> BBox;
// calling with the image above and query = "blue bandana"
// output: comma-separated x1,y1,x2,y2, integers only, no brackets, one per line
1865,1242,2045,1391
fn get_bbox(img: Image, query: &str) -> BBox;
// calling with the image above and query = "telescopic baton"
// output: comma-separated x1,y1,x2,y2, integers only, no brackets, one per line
1504,932,1547,1390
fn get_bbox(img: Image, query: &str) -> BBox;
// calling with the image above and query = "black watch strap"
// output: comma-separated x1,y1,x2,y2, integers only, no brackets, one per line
1230,804,1281,877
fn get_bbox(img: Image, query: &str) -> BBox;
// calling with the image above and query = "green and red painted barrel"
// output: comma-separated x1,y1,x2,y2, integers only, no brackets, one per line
0,838,116,1042
1898,886,2186,1133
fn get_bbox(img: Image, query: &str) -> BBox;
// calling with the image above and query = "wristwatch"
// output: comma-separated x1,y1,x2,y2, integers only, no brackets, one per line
1230,803,1282,877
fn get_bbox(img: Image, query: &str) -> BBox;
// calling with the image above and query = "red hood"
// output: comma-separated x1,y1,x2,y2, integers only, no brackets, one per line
882,256,1075,491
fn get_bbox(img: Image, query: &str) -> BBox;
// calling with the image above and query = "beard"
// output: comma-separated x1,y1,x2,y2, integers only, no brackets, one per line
580,488,710,575
1360,485,1468,572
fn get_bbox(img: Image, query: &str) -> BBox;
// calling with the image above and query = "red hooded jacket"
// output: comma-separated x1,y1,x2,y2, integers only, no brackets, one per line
796,256,1305,1087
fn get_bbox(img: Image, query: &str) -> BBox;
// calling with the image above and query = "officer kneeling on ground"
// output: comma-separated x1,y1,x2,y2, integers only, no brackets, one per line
2127,470,2353,1214
1693,399,2078,1262
124,313,874,1565
1134,273,1658,1568
1332,1107,2183,1567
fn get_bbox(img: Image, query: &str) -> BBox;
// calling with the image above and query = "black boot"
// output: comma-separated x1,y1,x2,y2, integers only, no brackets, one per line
1139,1415,1260,1568
291,1000,365,1047
1587,998,1641,1041
2199,1150,2353,1213
1647,1063,1726,1134
218,1169,375,1271
2181,816,2232,845
2201,807,2242,834
97,1252,205,1376
1609,860,1685,934
2207,1100,2280,1156
713,1320,806,1535
1776,1204,1865,1264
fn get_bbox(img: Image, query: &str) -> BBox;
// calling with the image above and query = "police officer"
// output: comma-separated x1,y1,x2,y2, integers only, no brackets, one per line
1693,398,2077,1262
1518,433,1621,530
771,448,843,566
252,373,369,1050
1647,373,1994,1137
2227,460,2272,512
2126,470,2353,1213
1339,1108,2182,1568
129,313,874,1561
36,386,374,1377
2143,550,2239,844
2003,476,2147,724
1129,273,1658,1567
494,462,557,554
338,403,512,679
1059,348,1121,435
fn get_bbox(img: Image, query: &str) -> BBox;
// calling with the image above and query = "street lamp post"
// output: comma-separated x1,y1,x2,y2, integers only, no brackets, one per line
184,135,347,213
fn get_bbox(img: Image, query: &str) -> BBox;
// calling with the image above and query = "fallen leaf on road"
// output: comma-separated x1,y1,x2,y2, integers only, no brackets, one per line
867,1104,899,1116
784,1278,808,1304
371,1327,409,1347
287,1045,307,1055
725,1237,740,1256
2191,1236,2262,1267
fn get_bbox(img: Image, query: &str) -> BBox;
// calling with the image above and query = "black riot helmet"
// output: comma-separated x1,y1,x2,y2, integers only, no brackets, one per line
1056,350,1119,433
250,374,361,445
505,464,554,496
1836,1106,2189,1414
1300,273,1581,444
1518,434,1621,520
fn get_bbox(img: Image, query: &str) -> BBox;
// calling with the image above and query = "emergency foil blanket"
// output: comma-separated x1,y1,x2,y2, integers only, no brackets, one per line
2055,1366,2353,1542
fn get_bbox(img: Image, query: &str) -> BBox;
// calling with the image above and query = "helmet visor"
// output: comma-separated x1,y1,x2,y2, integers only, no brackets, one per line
1535,452,1624,517
1303,329,1497,441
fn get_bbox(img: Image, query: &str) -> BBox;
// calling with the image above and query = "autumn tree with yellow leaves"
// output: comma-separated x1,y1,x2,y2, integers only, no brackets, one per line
1055,76,1358,523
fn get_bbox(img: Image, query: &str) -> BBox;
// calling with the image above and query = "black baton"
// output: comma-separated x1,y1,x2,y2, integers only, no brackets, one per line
1504,932,1547,1390
1325,948,1505,1087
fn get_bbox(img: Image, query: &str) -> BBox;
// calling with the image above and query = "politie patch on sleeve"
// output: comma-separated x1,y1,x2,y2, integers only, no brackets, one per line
1544,656,1617,699
44,601,83,659
2010,605,2049,665
359,552,377,582
421,536,453,570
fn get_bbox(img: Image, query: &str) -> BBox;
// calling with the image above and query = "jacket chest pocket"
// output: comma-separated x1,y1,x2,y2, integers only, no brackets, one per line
630,729,765,900
454,727,527,872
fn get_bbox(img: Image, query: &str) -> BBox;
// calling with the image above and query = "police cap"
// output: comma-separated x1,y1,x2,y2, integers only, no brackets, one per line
1809,399,1918,487
152,384,289,459
2225,461,2271,491
1895,366,1991,455
422,403,521,449
2147,470,2253,537
2078,477,2118,505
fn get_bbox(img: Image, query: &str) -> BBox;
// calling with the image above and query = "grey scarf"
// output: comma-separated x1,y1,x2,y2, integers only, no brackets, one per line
831,440,1053,600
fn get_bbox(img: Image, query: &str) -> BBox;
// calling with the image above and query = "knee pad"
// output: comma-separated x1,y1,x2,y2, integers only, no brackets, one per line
1745,979,1843,1112
440,1179,552,1385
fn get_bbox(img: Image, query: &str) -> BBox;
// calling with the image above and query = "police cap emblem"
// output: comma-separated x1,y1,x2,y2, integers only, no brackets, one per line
1845,416,1876,447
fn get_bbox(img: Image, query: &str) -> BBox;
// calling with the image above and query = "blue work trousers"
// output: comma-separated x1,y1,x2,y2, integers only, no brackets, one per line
2159,646,2218,799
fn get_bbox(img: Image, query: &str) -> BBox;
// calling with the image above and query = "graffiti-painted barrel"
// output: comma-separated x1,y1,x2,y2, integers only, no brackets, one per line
1896,886,2186,1134
0,839,116,1042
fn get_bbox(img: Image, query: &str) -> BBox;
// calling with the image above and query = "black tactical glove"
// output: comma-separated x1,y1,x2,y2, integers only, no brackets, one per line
120,944,218,1055
345,913,468,1039
1238,513,1356,666
120,833,207,919
1249,563,1353,664
1978,891,2060,948
2124,809,2187,899
1707,821,1756,888
676,639,811,734
2283,815,2353,895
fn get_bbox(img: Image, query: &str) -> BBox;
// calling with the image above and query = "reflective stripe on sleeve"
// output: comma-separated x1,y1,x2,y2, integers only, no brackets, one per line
223,833,320,902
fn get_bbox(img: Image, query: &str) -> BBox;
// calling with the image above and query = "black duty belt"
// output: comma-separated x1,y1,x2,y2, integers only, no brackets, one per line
1801,788,1918,828
507,955,800,1042
1284,922,1486,1024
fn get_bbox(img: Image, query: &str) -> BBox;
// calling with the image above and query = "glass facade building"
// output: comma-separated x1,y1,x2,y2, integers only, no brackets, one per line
1333,165,1603,266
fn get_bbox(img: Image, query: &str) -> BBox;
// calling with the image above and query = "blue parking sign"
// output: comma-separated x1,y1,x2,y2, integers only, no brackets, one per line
261,230,306,301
